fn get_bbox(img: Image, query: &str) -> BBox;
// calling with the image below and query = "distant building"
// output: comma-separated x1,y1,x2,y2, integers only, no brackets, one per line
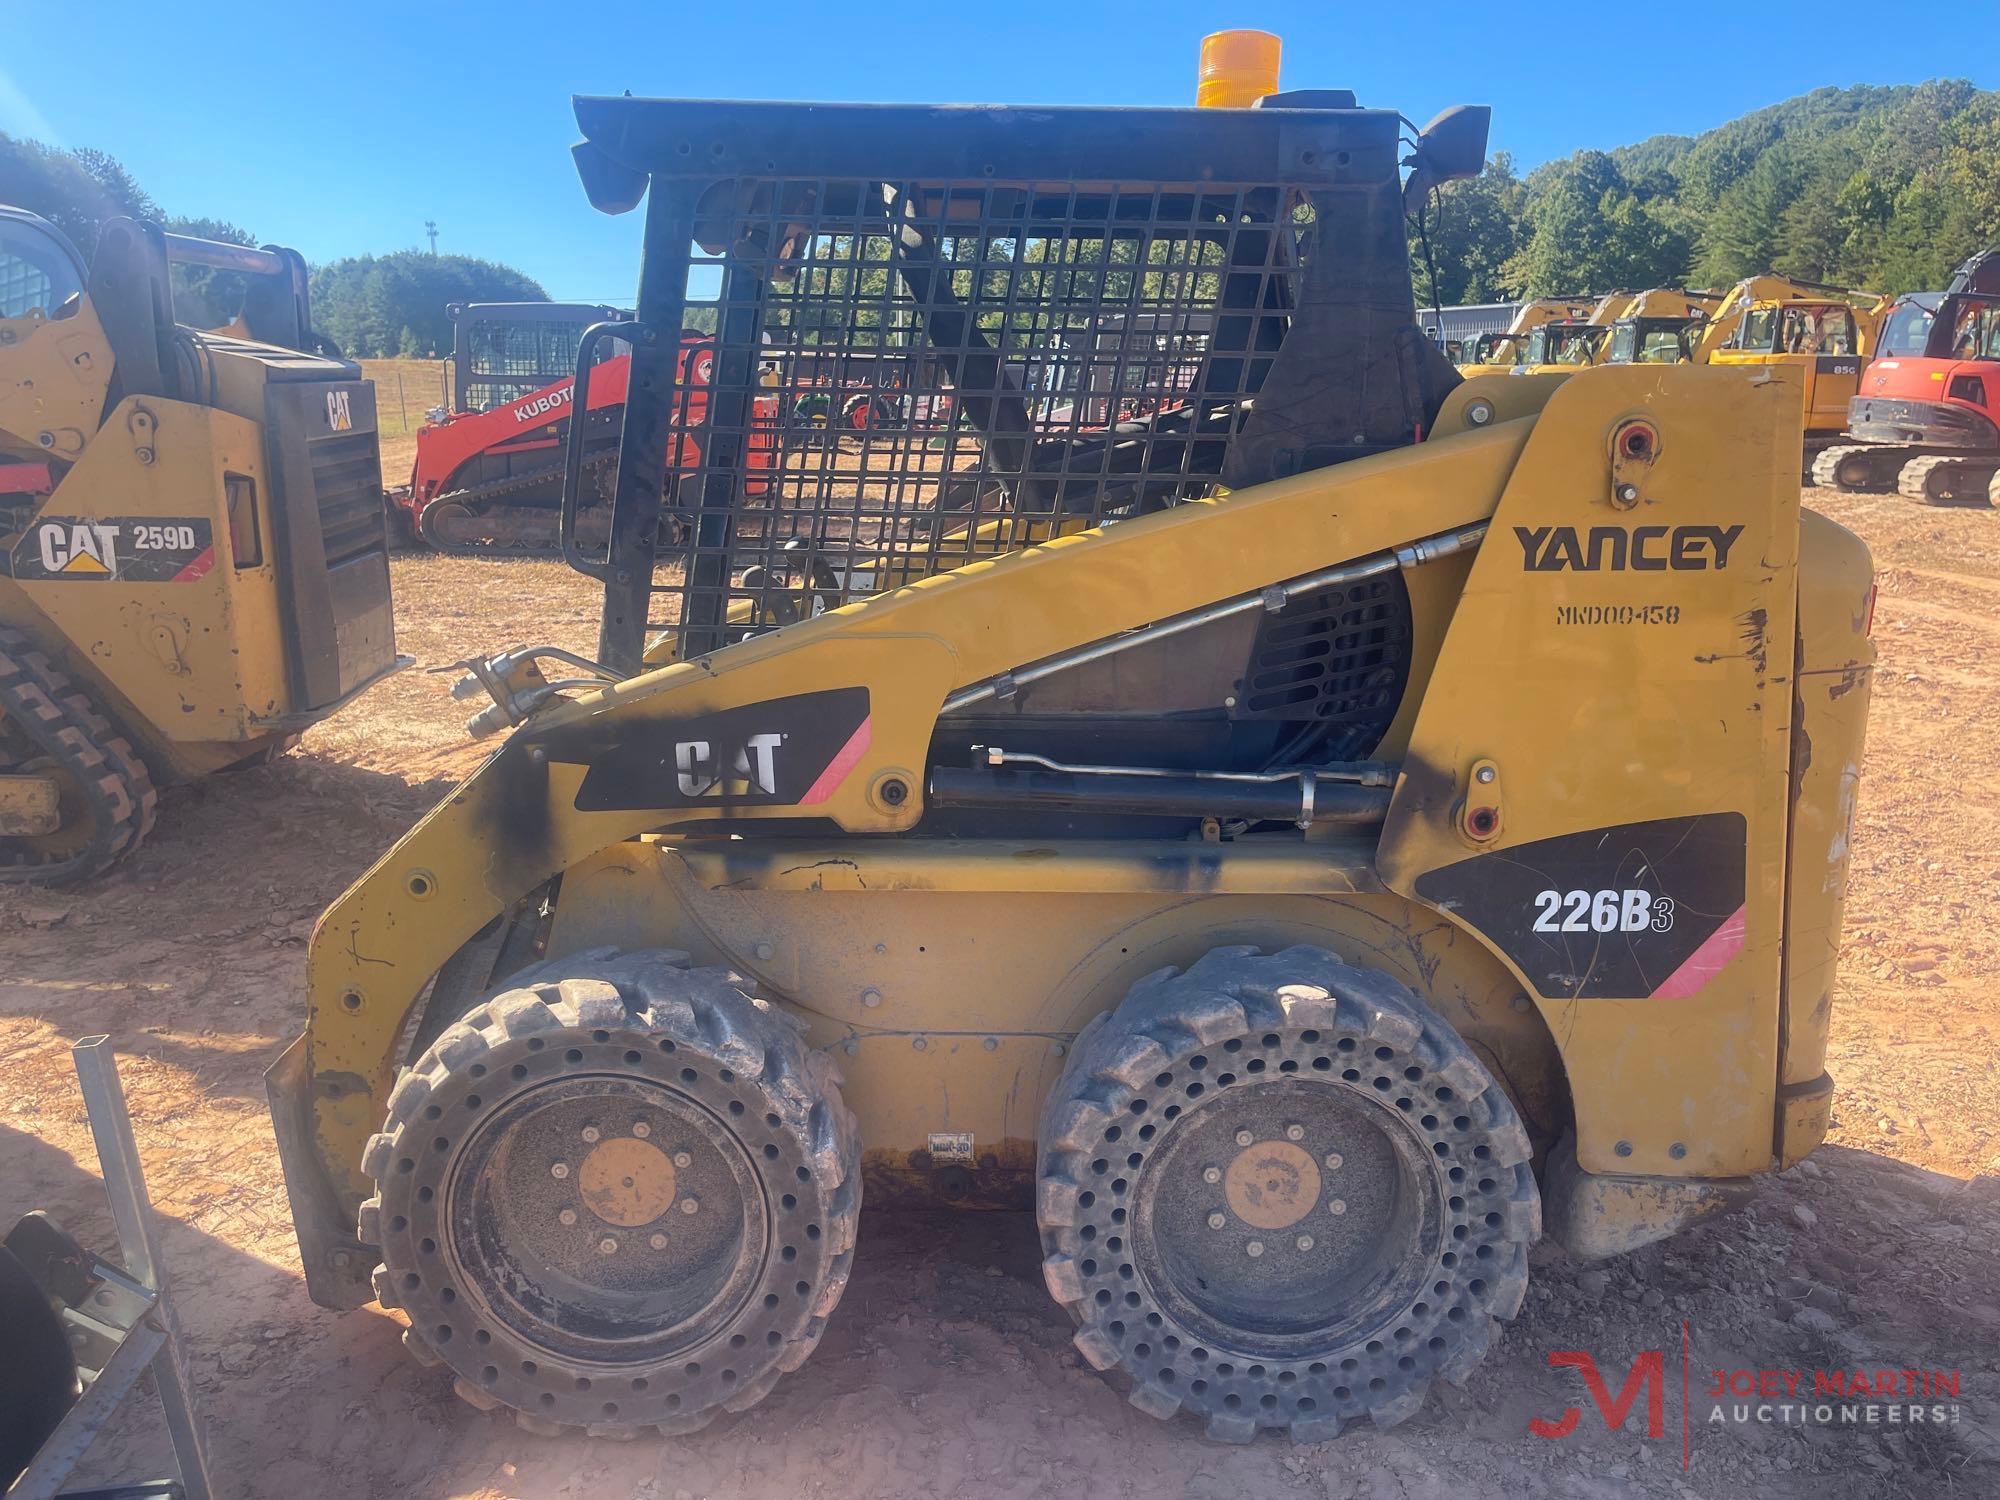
1416,302,1521,358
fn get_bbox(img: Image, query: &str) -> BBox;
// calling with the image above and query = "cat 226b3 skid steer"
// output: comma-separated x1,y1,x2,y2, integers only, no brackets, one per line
269,46,1876,1445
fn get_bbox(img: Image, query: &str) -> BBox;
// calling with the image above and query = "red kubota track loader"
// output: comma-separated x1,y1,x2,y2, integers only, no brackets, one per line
390,306,777,553
1810,251,2000,504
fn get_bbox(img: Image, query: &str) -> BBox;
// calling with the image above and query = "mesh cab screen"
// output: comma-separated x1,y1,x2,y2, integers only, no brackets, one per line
565,95,1435,670
626,179,1311,658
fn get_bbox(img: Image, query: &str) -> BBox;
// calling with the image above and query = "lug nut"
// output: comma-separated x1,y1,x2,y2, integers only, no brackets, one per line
679,1197,699,1215
1235,1129,1255,1147
649,1233,668,1250
1329,1198,1347,1215
672,1151,692,1168
1246,1240,1265,1258
631,1122,651,1138
1324,1153,1343,1170
1207,1211,1227,1229
1296,1234,1315,1250
558,1209,578,1226
1284,1123,1305,1141
1202,1166,1221,1183
597,1237,618,1255
581,1126,601,1143
550,1162,570,1179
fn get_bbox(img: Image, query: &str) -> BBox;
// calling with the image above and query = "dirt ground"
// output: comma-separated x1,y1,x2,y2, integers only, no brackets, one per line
4,487,1998,1499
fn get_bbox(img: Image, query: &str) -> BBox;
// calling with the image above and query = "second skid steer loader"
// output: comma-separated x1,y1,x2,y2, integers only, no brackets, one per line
1,211,402,883
268,46,1874,1447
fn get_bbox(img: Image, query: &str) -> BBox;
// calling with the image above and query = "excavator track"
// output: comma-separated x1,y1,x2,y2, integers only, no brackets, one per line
1810,444,1903,494
1898,453,2000,507
416,453,617,556
0,628,157,887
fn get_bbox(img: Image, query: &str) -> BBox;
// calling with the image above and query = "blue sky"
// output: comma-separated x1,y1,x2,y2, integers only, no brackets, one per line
7,1,1999,300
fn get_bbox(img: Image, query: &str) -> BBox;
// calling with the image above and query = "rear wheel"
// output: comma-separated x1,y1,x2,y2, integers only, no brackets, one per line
1036,945,1538,1443
361,949,861,1436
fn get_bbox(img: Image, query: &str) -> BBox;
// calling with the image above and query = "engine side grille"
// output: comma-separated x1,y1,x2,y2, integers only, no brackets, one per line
1236,573,1413,760
310,430,387,567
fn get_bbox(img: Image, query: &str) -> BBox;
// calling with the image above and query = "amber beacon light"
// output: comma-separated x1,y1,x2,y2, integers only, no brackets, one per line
1196,29,1282,108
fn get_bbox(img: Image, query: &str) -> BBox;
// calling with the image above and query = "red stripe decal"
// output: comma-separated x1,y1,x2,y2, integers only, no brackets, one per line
1650,904,1746,1000
0,462,53,494
172,546,216,582
799,716,872,805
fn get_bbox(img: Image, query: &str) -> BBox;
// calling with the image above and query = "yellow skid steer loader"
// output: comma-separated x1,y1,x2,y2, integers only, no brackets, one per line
268,46,1874,1445
0,211,402,883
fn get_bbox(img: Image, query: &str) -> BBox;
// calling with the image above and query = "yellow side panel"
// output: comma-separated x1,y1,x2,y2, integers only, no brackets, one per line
1378,364,1805,1180
1780,509,1874,1087
542,841,1565,1182
0,300,113,462
3,398,290,747
1709,349,1856,437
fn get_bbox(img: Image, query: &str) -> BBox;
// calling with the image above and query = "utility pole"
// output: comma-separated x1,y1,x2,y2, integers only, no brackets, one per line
425,220,439,255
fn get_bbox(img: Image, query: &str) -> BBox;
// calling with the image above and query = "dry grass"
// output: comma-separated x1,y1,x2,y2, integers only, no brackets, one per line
357,357,451,444
357,358,451,490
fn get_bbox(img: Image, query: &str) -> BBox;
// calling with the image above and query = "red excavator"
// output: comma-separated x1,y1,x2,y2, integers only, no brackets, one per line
1811,252,2000,504
390,307,777,552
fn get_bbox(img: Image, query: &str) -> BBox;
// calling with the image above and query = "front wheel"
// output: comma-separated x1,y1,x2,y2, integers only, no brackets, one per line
359,949,861,1437
1036,945,1539,1443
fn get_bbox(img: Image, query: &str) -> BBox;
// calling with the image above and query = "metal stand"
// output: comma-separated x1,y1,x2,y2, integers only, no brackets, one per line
5,1037,215,1500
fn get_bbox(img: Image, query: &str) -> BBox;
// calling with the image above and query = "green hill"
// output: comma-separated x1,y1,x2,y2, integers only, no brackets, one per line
1416,80,2000,302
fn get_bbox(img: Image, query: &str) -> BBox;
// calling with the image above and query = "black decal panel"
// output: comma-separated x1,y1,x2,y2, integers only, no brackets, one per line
11,516,214,582
1413,813,1747,999
545,687,871,812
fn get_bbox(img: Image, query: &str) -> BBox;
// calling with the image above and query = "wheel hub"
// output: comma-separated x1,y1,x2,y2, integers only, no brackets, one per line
1221,1138,1321,1229
1135,1078,1435,1352
578,1136,678,1227
444,1075,766,1364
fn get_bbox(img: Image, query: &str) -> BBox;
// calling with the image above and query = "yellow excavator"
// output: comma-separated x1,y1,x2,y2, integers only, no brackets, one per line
1698,274,1891,461
1599,288,1728,365
1505,291,1634,374
1453,297,1596,377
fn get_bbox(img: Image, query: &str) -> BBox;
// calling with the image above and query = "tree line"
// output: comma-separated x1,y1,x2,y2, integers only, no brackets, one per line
1412,80,2000,304
0,132,546,356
